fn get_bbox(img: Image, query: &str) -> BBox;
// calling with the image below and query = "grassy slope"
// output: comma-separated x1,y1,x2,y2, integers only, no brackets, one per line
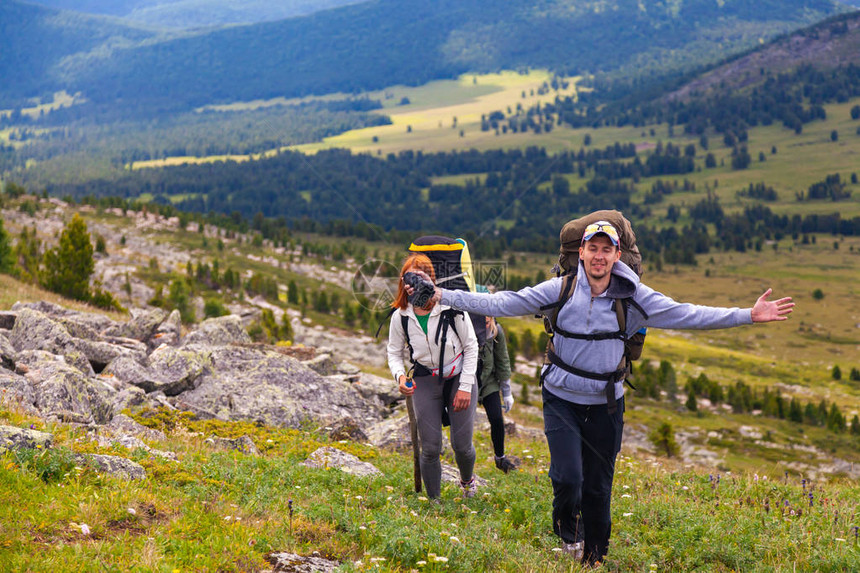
1,406,858,572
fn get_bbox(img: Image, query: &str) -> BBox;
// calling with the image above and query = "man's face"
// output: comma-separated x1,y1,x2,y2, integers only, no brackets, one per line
579,234,621,281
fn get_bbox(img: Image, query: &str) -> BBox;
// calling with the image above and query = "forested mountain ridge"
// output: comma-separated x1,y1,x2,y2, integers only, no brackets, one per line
0,0,158,106
0,0,848,115
668,10,860,101
30,0,369,29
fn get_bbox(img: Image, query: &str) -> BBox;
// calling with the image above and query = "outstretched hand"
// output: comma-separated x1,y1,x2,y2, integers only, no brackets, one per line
403,270,442,304
751,288,794,323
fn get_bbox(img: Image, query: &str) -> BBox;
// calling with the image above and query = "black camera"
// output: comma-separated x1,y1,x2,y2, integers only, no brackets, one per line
403,271,436,308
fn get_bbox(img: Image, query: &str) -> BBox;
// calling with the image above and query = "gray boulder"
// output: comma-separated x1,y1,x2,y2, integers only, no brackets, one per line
0,311,16,330
0,424,53,453
175,345,385,430
74,338,131,372
110,385,150,416
18,351,113,424
0,369,35,407
103,346,207,397
75,453,146,480
301,446,382,477
0,332,18,370
12,301,76,318
150,309,181,348
182,315,250,347
301,353,337,376
365,413,415,451
148,345,209,395
205,435,260,455
10,308,76,356
441,462,487,488
353,372,401,406
57,312,117,340
266,552,339,573
107,413,166,442
105,307,169,342
92,432,177,461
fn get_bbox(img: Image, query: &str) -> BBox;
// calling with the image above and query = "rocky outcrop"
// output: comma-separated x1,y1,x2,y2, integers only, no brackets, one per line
175,345,386,429
0,369,35,407
301,446,382,477
107,413,166,442
206,435,260,455
17,350,114,424
265,552,339,573
104,307,169,344
10,307,78,357
0,302,410,459
182,315,251,347
0,332,17,370
76,453,146,480
0,424,53,453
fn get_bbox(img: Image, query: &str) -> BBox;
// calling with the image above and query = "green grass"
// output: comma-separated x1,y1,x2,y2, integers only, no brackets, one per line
1,405,857,572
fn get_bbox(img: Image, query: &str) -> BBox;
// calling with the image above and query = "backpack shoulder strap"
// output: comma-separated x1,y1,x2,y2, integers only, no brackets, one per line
539,273,576,333
401,313,416,364
374,307,397,339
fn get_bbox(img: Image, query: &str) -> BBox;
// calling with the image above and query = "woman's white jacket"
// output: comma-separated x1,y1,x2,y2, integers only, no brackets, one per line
386,303,479,393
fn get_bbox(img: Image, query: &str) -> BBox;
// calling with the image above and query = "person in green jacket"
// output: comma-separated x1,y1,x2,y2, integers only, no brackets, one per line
479,316,519,473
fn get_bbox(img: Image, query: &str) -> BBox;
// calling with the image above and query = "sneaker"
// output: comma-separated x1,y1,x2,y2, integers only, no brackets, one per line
561,541,584,560
495,455,519,473
460,477,477,498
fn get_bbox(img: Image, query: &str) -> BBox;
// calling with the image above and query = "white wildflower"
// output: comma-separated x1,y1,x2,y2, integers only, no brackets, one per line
621,494,632,498
80,524,91,536
127,507,137,515
449,536,460,544
623,512,634,517
434,556,449,563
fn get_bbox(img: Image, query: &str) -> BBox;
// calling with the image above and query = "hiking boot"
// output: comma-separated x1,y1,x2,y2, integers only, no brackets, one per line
496,456,520,473
561,541,584,560
460,477,477,498
495,455,519,473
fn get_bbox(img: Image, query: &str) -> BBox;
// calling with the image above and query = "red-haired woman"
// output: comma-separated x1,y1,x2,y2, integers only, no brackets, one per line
387,253,479,499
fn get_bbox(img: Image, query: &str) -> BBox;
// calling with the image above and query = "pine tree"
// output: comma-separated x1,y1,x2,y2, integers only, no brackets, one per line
649,422,680,458
0,217,13,273
41,214,94,301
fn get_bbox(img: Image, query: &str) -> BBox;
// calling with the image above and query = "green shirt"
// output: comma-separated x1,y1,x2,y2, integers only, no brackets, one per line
415,312,430,334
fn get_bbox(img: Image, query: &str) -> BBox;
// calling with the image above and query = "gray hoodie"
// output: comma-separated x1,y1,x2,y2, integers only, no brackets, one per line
441,261,752,404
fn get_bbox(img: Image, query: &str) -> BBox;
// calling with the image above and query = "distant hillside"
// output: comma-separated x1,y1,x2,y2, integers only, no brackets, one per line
31,0,368,29
669,10,860,101
0,0,157,106
0,0,848,115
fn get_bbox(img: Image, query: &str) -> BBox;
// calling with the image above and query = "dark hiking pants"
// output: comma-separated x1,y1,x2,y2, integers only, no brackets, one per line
412,374,476,498
481,391,506,458
542,387,624,564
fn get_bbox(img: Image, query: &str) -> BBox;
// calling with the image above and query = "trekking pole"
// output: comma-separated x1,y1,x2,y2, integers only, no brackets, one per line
404,376,422,493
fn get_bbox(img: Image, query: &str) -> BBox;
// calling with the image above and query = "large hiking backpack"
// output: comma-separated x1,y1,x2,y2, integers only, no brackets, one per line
408,236,487,346
540,210,649,412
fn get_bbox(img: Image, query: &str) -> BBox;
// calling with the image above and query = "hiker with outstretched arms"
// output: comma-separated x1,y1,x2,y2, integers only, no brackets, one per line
407,219,794,565
387,253,480,500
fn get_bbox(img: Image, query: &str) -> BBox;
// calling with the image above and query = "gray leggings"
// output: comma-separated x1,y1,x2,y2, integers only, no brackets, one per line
411,373,476,498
